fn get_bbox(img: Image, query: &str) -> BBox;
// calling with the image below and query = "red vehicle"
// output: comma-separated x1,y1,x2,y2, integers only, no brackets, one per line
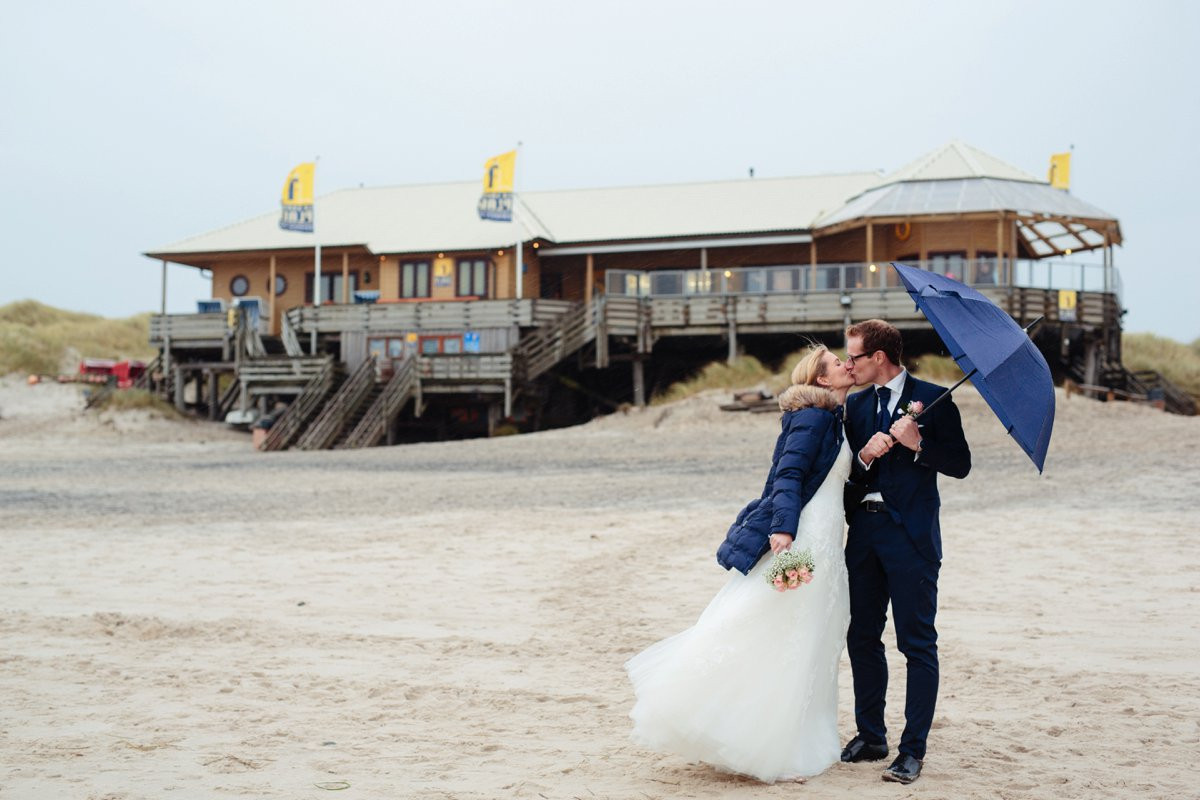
75,358,146,388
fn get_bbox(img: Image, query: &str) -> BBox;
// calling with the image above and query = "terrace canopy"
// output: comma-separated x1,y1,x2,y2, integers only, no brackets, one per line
814,141,1122,258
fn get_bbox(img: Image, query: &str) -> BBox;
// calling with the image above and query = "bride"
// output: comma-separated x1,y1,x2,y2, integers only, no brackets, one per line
625,345,855,783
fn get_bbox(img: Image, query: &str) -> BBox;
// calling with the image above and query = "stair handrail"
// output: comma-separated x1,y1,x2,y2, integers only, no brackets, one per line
294,356,379,450
338,357,418,449
280,313,305,357
514,301,597,382
259,356,335,451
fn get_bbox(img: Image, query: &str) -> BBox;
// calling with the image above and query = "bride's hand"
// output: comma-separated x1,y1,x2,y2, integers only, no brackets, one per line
769,533,793,554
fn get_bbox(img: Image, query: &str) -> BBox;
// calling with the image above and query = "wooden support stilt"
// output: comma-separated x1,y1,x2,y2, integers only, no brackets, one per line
727,309,738,364
632,357,646,408
207,370,219,420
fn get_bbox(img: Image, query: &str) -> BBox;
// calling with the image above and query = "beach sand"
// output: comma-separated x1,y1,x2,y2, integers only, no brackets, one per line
1,375,1197,799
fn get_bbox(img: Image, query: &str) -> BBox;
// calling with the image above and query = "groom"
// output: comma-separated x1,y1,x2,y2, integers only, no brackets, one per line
839,319,971,784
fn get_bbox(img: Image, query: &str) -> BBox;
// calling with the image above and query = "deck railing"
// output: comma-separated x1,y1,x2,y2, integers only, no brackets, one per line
605,259,1121,299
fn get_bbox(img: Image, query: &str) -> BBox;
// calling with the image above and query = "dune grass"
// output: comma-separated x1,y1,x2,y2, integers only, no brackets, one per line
0,300,154,376
1122,332,1200,400
650,355,775,405
907,354,968,386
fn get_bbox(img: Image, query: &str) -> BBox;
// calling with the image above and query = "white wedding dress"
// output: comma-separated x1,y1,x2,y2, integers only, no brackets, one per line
625,436,851,783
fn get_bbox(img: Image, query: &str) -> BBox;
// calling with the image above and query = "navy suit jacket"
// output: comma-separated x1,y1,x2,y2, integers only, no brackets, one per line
843,374,971,562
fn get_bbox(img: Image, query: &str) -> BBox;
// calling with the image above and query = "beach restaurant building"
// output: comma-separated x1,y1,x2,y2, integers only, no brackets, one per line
143,141,1132,445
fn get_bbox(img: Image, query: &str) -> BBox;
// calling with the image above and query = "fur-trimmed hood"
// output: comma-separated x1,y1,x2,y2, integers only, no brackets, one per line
777,383,839,412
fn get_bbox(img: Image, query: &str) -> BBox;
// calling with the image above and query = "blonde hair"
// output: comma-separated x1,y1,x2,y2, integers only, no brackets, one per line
789,344,831,387
778,345,838,412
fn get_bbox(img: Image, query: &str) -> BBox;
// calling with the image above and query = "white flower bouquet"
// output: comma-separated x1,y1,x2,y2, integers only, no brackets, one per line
764,548,815,592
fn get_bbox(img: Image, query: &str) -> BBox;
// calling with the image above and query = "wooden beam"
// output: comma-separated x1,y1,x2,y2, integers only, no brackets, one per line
809,238,817,292
865,222,874,287
996,214,1004,276
342,252,350,303
585,253,594,316
268,255,277,335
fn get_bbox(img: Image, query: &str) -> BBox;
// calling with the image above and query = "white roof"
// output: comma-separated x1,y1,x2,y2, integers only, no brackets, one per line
145,142,1119,261
883,140,1043,184
817,177,1119,228
815,141,1118,228
146,172,882,259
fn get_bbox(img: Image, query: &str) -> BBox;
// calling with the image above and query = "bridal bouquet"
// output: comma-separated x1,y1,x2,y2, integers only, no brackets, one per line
764,548,815,592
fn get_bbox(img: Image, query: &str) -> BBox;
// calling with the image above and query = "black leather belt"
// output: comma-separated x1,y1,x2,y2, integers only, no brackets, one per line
860,500,888,513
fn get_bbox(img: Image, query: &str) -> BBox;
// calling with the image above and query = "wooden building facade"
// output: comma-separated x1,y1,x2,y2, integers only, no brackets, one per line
142,141,1187,445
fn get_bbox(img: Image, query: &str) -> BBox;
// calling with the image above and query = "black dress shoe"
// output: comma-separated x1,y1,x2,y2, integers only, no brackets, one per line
881,753,923,784
840,736,889,763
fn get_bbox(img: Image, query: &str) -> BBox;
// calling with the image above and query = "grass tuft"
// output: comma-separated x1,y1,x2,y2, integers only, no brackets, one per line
0,300,153,376
651,356,774,405
908,354,968,386
1122,332,1200,401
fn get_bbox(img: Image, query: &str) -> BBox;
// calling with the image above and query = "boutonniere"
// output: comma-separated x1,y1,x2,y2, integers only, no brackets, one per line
901,400,924,418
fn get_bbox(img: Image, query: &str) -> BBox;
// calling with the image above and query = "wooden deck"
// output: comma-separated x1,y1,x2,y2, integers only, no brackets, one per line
148,282,1150,447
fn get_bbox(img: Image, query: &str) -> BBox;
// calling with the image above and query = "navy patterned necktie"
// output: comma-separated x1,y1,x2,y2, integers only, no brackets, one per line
875,386,892,434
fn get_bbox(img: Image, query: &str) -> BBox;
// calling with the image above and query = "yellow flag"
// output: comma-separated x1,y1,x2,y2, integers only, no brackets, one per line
280,162,315,232
481,150,516,194
478,150,516,221
1048,152,1070,190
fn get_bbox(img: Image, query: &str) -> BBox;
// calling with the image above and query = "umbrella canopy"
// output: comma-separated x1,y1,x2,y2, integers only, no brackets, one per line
891,262,1055,472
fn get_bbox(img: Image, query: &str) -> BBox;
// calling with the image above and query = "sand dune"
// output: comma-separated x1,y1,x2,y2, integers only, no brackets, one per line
1,376,1197,799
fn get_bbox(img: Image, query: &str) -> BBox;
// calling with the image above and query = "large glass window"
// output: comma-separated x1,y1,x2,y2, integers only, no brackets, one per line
928,252,967,281
305,271,357,304
456,259,488,297
402,261,431,298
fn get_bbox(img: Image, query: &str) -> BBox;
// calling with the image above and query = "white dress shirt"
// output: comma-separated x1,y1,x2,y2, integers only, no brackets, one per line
859,369,914,502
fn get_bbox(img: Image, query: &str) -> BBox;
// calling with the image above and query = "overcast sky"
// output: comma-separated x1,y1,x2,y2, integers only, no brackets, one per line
2,0,1197,341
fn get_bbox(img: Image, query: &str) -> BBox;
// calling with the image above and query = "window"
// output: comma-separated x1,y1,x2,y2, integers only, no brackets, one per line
456,259,488,297
402,261,431,298
230,275,249,297
973,251,999,285
418,334,463,354
305,271,358,304
928,251,967,281
273,274,287,296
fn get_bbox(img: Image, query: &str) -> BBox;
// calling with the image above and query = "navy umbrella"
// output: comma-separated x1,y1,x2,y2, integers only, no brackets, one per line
891,261,1055,472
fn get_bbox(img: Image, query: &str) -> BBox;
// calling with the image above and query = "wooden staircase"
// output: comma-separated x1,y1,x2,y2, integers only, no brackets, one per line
293,357,380,450
514,301,598,382
259,358,337,451
1070,356,1196,416
338,358,420,449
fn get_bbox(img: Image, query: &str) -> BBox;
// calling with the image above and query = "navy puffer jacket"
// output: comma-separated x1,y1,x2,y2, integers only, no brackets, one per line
716,386,844,575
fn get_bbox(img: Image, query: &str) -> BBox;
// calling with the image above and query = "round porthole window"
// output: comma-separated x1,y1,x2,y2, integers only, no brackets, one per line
274,274,287,296
230,275,250,297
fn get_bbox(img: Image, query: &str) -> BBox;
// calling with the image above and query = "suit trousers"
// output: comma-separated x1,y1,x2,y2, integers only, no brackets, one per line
845,507,940,760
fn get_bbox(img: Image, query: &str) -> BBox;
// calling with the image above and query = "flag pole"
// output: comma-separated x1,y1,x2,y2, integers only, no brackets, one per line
513,142,523,300
311,156,321,355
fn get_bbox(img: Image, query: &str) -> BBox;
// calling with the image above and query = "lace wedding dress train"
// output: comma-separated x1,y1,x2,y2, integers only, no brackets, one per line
625,438,851,783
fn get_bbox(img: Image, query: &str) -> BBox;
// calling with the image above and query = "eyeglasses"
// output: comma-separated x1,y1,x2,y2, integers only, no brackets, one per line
844,350,879,366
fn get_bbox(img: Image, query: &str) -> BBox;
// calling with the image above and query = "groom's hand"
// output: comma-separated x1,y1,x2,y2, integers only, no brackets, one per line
859,432,894,466
769,533,793,554
890,417,922,451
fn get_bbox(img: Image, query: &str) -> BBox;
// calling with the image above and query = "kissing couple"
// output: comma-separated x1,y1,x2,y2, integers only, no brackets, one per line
626,318,972,785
